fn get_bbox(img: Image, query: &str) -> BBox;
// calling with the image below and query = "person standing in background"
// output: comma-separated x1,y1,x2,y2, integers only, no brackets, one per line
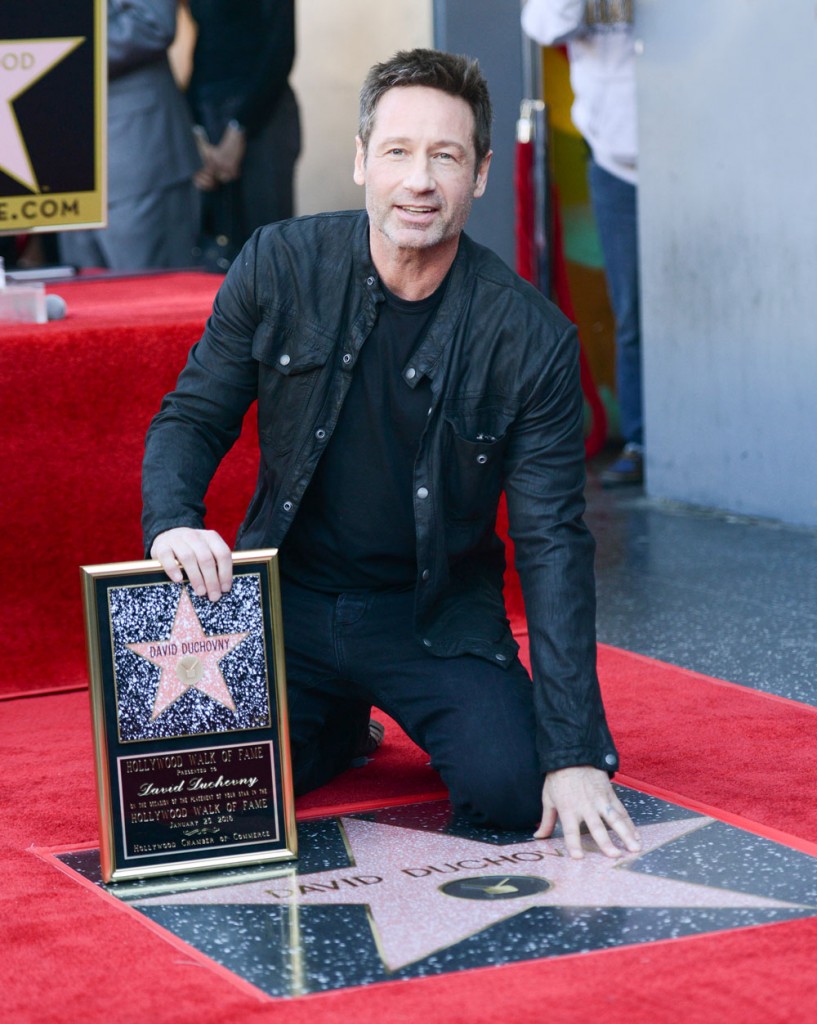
59,0,200,271
186,0,301,270
522,0,643,486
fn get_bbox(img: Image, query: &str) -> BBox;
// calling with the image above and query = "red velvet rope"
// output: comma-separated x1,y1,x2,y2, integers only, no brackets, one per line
514,139,607,457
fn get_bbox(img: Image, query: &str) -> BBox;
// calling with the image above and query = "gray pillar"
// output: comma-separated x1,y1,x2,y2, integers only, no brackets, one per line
435,0,525,269
637,0,817,526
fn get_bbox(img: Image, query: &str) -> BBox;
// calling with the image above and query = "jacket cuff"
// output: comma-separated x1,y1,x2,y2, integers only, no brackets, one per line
536,744,620,777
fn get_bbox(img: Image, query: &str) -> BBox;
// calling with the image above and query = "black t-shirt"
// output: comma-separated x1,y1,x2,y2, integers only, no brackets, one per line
279,278,446,592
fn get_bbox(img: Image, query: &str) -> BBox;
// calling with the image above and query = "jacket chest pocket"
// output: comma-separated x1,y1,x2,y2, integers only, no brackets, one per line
442,402,515,523
253,319,335,455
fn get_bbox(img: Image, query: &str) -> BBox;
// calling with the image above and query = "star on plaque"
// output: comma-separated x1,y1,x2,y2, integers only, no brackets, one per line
126,589,249,721
0,38,84,191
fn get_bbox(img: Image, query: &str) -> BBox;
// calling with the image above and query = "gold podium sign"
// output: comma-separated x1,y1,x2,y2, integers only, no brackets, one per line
81,551,297,883
0,2,106,234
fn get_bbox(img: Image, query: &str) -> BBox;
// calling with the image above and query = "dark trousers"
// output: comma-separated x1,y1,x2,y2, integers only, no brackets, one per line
281,578,543,830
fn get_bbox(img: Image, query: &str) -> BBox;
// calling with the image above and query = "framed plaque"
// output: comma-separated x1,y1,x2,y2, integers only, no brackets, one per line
80,550,297,883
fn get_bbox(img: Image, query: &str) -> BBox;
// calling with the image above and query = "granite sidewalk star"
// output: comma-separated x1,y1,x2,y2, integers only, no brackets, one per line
136,815,810,971
127,589,248,721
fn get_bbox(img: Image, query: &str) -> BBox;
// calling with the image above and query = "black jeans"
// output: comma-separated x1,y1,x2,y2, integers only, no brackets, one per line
281,578,543,829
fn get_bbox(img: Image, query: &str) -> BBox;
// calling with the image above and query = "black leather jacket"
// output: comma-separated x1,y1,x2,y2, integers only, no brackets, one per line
142,210,619,775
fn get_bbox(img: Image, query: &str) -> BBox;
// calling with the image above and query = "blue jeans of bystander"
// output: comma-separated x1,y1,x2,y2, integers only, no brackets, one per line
588,159,643,448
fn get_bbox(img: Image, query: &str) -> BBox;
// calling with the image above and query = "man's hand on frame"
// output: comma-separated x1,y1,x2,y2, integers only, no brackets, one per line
150,527,233,603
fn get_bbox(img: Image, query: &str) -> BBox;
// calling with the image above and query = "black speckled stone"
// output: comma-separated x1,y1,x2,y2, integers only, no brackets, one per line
584,461,817,707
56,791,817,997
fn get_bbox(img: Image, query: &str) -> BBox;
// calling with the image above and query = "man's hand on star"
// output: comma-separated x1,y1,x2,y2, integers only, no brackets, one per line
536,765,642,860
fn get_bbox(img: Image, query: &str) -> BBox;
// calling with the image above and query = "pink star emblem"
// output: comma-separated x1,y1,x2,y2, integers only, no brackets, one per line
127,589,248,721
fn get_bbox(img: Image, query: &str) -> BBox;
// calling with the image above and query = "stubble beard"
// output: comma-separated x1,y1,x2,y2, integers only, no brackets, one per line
370,192,475,254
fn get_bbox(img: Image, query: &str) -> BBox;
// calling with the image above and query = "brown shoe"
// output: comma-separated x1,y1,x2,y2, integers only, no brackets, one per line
351,718,386,766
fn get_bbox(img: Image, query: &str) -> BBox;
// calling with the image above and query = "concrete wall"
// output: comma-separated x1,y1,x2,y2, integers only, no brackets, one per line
434,0,526,269
292,1,432,216
636,0,817,525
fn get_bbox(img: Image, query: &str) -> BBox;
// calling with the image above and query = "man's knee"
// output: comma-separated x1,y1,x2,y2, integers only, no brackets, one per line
446,760,542,831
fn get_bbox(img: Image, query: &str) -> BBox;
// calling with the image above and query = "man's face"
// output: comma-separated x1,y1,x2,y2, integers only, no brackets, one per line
354,85,491,256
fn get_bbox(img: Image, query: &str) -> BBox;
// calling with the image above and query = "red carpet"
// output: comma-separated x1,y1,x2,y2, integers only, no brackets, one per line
3,275,817,1021
3,669,817,1023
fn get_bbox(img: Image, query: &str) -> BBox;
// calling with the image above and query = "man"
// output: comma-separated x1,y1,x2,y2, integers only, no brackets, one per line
522,0,644,486
143,48,640,860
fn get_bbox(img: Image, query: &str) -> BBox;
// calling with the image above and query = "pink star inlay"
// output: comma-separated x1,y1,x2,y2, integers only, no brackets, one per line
126,589,248,721
136,815,807,971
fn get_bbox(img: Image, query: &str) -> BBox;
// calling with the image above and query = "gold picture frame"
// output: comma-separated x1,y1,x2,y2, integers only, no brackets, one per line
80,550,297,883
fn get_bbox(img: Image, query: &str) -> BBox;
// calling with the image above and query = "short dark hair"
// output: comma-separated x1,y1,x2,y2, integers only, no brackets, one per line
358,48,492,169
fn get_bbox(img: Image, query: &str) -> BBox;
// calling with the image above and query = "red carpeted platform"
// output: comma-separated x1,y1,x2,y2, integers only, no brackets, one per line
3,274,817,1022
1,273,256,698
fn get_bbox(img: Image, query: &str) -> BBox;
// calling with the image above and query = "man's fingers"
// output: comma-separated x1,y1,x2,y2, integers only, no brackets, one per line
210,533,234,593
153,544,184,583
603,801,642,853
533,806,557,840
559,815,586,860
184,532,232,600
150,528,232,601
585,812,625,859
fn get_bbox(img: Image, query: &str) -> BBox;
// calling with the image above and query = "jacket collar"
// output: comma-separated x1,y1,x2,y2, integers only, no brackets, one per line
352,211,478,386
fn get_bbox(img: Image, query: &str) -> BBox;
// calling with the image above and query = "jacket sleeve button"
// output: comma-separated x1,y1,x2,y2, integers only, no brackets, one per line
604,753,617,766
279,354,291,366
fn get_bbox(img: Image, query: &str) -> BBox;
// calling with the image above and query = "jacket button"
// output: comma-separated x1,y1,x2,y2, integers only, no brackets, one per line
416,487,429,499
279,354,291,366
405,367,416,380
282,501,293,512
342,353,352,365
494,653,507,662
605,753,617,766
421,569,430,581
366,275,376,286
422,638,432,647
476,454,488,464
315,428,326,440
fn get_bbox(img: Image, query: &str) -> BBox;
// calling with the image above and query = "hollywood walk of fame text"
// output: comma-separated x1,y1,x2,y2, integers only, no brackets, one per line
118,741,280,859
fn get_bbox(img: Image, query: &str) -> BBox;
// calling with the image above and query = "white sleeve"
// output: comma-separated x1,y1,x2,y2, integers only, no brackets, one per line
521,0,586,46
